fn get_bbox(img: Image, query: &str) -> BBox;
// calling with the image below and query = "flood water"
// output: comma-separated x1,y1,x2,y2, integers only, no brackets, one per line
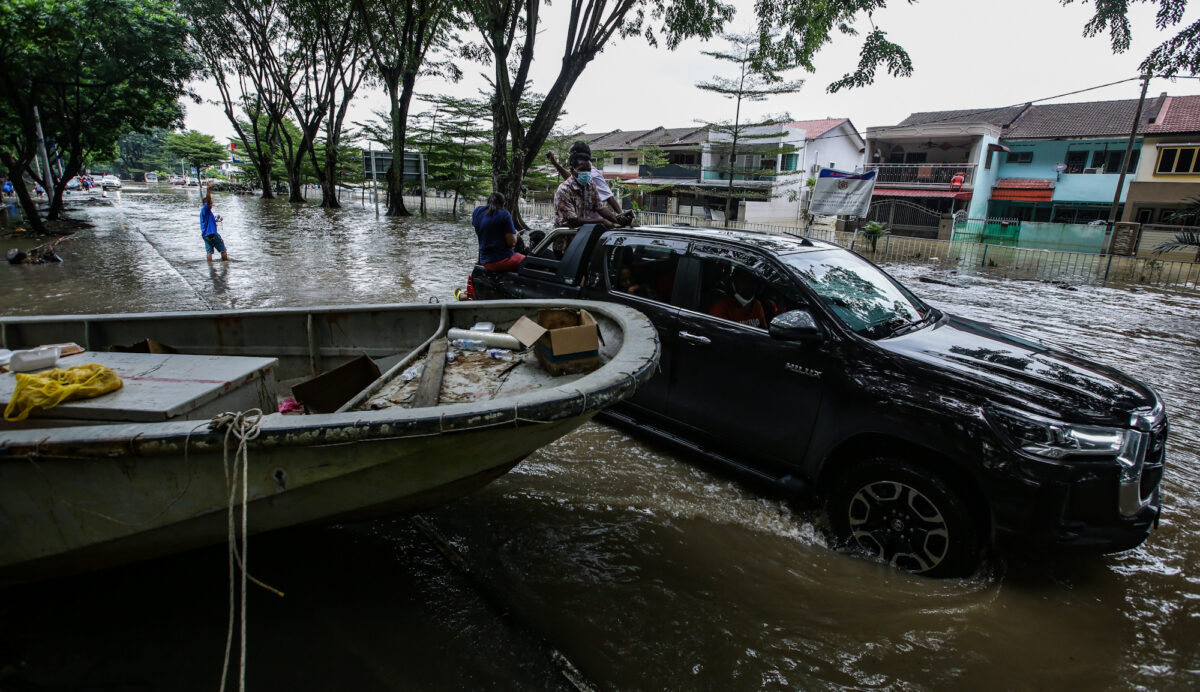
2,186,1198,690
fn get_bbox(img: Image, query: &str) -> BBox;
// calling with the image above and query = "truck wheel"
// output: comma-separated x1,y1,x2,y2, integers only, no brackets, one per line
827,458,982,578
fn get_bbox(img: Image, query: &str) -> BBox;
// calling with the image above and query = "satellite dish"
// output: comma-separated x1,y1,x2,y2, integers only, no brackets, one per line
1054,163,1068,173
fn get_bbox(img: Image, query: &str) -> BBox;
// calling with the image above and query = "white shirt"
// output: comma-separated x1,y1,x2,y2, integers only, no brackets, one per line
591,165,613,202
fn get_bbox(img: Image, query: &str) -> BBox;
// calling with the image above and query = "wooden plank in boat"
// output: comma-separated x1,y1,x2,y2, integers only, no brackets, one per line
0,351,278,423
409,339,447,409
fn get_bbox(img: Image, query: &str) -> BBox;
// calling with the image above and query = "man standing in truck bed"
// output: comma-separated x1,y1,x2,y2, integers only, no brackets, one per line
553,152,612,229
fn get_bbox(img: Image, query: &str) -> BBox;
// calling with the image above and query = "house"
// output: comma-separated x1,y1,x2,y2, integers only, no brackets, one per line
865,96,1168,237
863,106,1023,234
578,119,863,223
1122,94,1200,226
990,96,1167,224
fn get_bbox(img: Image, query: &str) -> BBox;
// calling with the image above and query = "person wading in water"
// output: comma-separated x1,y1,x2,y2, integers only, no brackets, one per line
200,190,229,262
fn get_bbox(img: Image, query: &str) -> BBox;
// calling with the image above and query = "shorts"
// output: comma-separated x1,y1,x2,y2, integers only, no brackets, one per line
203,233,226,254
482,253,525,272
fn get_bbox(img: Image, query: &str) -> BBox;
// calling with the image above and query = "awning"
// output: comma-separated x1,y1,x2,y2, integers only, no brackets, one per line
991,178,1054,202
873,188,973,200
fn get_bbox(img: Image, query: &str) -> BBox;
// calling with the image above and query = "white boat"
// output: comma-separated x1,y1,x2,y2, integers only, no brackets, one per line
0,300,659,583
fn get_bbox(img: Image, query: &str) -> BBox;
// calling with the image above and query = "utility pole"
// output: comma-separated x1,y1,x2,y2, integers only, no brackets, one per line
369,143,379,217
1106,74,1151,243
33,107,55,199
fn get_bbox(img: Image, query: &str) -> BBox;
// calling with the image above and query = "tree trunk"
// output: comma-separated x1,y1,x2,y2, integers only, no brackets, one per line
258,163,274,199
1,155,49,235
288,168,303,203
321,143,340,209
452,189,459,220
385,73,414,216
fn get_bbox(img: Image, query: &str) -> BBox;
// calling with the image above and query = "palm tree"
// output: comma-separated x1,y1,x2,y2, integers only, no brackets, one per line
1153,197,1200,262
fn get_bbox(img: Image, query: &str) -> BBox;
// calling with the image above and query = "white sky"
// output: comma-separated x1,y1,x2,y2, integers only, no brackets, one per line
183,0,1200,142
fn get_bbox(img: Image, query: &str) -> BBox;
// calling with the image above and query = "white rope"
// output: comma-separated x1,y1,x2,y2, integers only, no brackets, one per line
212,409,262,692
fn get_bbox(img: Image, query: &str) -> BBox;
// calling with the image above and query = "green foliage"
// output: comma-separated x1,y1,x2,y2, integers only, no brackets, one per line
1069,0,1200,77
695,33,804,219
750,0,913,93
860,221,889,252
165,131,228,173
412,95,492,207
100,129,180,178
0,0,196,227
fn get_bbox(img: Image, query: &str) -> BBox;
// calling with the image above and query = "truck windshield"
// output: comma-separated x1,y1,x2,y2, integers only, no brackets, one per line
781,250,930,339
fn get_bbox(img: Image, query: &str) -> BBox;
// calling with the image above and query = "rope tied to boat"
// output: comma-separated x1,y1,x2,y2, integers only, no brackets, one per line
210,409,283,692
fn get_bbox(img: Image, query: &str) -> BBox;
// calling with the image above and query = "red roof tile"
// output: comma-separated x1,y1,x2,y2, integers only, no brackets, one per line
784,119,849,139
1147,95,1200,134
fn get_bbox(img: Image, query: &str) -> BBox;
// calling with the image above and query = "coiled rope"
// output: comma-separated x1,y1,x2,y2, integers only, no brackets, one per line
210,409,282,692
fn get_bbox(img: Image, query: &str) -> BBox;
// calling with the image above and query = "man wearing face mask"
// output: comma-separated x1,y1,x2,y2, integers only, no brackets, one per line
708,266,767,329
553,152,612,228
549,141,631,223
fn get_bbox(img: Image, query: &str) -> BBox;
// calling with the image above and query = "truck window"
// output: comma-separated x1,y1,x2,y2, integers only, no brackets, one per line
692,256,799,330
605,244,680,304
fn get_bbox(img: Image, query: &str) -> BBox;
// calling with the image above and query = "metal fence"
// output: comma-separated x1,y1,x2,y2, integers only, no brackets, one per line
403,195,1200,289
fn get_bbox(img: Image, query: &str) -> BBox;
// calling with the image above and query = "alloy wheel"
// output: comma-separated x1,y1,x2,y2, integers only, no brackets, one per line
847,480,950,574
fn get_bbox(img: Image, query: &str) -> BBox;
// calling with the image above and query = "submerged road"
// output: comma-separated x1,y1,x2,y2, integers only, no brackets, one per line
1,185,1198,689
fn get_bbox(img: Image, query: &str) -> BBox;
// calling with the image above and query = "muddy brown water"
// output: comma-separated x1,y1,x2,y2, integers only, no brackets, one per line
1,186,1198,690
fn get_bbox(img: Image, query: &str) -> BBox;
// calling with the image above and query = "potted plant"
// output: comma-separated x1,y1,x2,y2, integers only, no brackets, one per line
860,220,889,252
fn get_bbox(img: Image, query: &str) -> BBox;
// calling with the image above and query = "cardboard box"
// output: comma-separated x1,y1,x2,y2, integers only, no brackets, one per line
508,309,600,376
291,355,381,413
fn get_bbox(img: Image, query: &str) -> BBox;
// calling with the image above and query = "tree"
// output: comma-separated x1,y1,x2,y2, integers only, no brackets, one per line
469,0,734,229
165,131,228,178
415,95,492,218
352,0,466,216
696,33,804,221
1069,0,1200,77
220,0,367,206
0,0,195,233
181,0,292,199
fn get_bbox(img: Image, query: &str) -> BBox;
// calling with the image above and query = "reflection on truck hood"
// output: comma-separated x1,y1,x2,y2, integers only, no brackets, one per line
878,314,1155,423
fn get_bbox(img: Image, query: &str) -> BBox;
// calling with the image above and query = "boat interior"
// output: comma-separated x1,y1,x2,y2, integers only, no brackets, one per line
0,303,628,429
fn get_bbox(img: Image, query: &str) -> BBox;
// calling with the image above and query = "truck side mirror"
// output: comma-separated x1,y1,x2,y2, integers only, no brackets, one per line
769,310,824,344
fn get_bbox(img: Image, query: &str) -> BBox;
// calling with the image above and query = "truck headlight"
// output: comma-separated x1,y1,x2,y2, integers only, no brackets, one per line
988,406,1132,460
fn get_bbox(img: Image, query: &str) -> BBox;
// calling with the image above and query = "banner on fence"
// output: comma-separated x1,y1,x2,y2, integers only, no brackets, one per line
809,169,876,217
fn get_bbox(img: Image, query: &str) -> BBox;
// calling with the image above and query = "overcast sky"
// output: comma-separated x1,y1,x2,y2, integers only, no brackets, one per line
183,0,1200,142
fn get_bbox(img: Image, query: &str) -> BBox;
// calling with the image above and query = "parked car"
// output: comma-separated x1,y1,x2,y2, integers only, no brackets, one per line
168,175,185,185
471,224,1168,577
101,174,121,190
144,172,158,183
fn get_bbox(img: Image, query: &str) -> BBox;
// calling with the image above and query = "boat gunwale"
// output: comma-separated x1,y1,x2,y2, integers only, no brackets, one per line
0,300,660,459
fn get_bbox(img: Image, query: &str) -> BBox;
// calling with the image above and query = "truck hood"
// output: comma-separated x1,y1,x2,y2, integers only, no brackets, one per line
877,314,1156,424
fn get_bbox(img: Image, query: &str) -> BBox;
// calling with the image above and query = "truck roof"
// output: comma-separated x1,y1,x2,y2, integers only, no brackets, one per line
622,224,840,255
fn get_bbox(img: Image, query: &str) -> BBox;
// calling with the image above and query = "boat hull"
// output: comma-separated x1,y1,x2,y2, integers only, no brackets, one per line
1,414,586,584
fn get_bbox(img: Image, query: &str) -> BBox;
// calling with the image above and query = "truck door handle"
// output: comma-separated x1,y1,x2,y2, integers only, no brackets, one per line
678,331,711,345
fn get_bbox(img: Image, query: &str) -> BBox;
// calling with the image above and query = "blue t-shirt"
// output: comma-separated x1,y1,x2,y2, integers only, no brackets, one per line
472,206,515,265
200,204,218,237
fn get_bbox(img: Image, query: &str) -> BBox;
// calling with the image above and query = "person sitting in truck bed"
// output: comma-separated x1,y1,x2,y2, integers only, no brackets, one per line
707,266,768,329
472,192,524,272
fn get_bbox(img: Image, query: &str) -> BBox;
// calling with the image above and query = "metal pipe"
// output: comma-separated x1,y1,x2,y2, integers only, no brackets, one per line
337,304,449,413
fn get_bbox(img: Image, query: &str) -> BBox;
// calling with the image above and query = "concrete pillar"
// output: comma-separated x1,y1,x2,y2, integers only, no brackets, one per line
937,213,954,242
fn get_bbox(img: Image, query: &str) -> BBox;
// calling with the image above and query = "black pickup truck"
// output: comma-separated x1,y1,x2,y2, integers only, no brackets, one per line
471,224,1167,577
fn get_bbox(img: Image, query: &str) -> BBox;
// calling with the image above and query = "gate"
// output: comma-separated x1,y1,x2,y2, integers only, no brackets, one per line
867,199,942,231
953,217,1021,246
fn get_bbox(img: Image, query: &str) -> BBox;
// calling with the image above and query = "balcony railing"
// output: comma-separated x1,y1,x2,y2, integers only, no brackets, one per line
638,163,700,180
863,163,977,188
